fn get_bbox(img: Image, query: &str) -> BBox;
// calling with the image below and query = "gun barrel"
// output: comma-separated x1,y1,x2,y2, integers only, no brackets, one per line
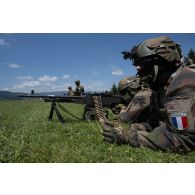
18,95,86,103
18,93,123,107
18,95,84,99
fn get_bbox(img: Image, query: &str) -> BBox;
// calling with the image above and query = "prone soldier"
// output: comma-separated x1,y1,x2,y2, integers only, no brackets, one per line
117,76,152,124
102,36,195,153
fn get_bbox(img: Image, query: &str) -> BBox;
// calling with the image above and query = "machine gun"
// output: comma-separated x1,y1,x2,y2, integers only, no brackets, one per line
18,93,123,124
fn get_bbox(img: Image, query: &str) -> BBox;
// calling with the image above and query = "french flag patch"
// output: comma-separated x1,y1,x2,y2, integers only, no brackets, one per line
171,113,189,130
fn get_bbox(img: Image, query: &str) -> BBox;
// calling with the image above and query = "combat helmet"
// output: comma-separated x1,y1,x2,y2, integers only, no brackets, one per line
123,36,183,85
118,76,141,93
75,80,80,85
118,76,141,103
130,36,182,65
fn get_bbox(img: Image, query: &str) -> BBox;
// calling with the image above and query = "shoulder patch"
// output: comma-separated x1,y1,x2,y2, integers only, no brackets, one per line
170,112,189,130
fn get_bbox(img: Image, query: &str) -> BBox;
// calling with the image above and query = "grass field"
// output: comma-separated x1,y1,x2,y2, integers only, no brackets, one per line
0,100,195,163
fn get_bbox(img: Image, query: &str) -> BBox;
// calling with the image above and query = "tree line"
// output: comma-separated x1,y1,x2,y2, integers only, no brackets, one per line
187,48,195,64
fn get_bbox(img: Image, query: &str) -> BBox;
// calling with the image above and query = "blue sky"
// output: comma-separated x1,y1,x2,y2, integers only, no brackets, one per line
0,33,195,92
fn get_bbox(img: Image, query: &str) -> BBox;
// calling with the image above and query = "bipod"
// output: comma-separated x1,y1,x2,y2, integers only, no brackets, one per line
48,100,81,124
48,100,65,124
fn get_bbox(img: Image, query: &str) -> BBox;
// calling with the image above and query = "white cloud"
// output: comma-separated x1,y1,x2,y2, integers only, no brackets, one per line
51,83,70,91
8,63,21,68
14,81,41,89
85,81,109,91
3,87,9,91
43,82,52,86
112,68,124,76
16,76,34,80
13,75,58,92
62,74,70,79
0,38,9,46
38,75,58,82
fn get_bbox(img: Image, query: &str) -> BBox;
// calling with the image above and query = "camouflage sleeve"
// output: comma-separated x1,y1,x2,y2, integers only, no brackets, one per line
118,88,152,123
165,65,195,132
103,66,195,152
121,66,195,152
122,124,184,151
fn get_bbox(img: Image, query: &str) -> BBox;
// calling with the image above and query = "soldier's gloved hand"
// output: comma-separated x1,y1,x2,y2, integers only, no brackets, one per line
129,123,152,131
102,121,125,144
111,104,123,114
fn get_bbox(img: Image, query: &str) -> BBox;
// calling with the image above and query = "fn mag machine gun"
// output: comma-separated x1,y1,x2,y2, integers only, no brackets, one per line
18,93,123,124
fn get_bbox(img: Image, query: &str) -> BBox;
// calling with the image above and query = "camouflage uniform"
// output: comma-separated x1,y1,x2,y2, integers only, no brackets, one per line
119,87,152,124
74,80,85,96
113,76,142,116
102,36,195,153
67,87,74,96
118,76,142,105
117,76,162,126
121,65,195,152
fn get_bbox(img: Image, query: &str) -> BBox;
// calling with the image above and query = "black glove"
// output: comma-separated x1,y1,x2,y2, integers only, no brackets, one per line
102,121,125,144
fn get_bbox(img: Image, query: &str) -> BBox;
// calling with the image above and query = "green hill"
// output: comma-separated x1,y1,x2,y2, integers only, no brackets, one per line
0,91,18,100
0,91,66,100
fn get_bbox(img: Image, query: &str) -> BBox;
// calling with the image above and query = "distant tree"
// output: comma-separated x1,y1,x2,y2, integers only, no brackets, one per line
187,49,195,64
110,83,118,95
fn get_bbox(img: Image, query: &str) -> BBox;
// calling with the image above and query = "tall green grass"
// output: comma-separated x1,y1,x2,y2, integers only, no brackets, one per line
0,100,195,162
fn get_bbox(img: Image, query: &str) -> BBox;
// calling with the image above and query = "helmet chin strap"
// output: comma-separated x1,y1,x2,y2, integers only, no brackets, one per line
153,64,158,83
139,64,158,86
